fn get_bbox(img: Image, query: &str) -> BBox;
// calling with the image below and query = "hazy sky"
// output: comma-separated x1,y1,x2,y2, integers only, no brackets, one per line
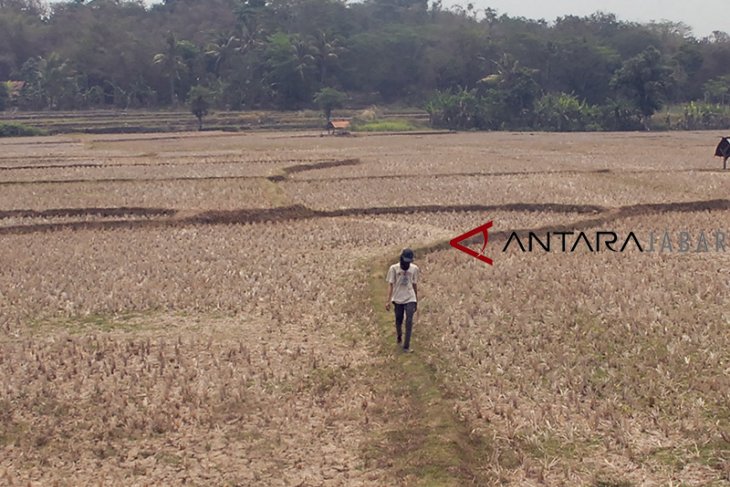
43,0,729,37
448,0,728,37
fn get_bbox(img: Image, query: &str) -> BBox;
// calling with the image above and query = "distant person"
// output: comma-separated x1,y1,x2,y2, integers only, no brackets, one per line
385,248,419,353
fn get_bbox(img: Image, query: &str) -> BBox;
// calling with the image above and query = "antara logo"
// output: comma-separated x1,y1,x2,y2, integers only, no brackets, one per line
452,222,727,264
449,221,494,265
502,231,644,252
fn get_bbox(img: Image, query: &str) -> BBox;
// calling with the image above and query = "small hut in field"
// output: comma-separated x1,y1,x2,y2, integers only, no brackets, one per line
326,119,350,135
5,81,24,99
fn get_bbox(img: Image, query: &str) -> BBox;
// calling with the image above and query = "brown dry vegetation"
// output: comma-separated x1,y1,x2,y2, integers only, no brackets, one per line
0,179,281,211
0,130,728,486
422,211,730,485
281,172,730,210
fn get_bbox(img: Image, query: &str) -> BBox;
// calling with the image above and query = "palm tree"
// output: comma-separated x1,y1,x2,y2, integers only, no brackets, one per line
43,54,78,109
265,33,316,106
311,30,346,85
206,32,240,77
478,53,523,87
290,38,316,82
153,32,187,105
18,57,45,109
235,0,266,41
23,53,78,110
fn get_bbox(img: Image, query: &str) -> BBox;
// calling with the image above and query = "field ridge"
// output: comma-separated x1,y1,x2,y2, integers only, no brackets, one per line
2,199,729,236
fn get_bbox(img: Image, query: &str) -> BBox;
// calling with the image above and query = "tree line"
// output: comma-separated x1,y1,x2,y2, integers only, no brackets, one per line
1,0,729,130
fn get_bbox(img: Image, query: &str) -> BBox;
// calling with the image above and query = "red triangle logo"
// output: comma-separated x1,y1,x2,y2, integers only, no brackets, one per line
449,221,493,265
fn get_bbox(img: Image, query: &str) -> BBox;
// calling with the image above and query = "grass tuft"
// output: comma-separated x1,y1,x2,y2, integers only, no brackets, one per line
353,119,424,132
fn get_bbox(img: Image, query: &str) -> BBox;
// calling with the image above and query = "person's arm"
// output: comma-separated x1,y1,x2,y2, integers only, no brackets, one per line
385,266,394,310
413,267,419,310
386,283,393,310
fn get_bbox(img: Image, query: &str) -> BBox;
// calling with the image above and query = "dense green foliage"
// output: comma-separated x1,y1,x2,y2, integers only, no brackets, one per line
0,0,729,130
313,87,346,120
0,121,45,136
674,101,730,130
352,119,422,131
0,81,8,110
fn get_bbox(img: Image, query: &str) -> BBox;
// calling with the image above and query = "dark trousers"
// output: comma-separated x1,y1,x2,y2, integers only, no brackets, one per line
394,302,417,349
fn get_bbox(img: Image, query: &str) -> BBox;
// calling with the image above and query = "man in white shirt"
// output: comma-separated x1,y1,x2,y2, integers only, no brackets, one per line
385,248,419,353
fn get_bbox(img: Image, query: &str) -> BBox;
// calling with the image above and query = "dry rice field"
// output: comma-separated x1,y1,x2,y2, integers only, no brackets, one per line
0,130,728,486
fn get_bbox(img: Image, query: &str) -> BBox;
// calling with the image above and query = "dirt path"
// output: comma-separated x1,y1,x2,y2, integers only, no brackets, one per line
363,252,492,485
358,198,722,483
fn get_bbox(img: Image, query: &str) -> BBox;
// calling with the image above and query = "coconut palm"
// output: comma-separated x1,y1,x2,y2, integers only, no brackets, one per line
291,38,316,82
311,30,346,85
235,0,266,45
153,32,188,105
206,32,240,77
19,53,78,109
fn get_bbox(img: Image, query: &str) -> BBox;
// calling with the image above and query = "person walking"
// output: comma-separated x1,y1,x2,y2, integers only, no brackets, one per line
385,248,419,353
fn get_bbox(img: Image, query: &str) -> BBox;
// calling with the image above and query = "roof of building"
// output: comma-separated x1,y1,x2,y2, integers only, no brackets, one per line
328,120,350,129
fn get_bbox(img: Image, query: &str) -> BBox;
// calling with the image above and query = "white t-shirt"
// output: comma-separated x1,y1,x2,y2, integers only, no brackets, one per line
386,263,419,304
